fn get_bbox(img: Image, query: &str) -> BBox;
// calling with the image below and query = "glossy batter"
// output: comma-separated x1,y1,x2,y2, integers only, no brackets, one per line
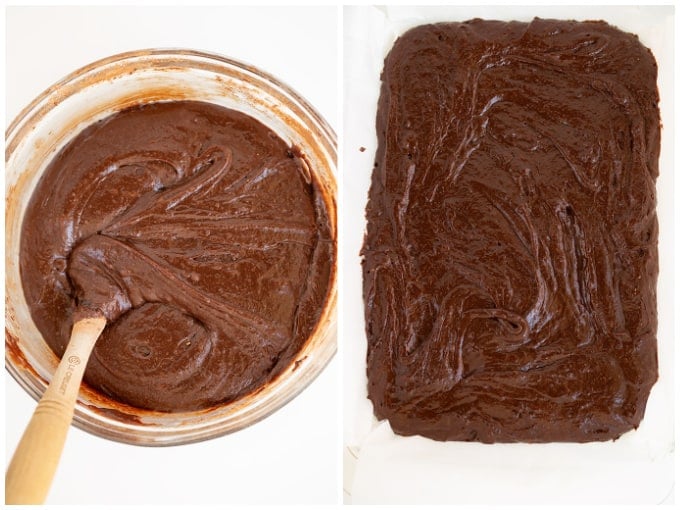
363,19,659,442
21,101,334,412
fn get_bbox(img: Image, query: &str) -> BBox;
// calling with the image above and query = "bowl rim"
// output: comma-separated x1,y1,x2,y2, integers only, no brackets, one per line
6,47,336,153
5,48,337,446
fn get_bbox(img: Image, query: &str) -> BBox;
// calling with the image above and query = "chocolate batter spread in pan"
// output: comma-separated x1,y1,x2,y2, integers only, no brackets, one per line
21,101,334,412
362,19,659,442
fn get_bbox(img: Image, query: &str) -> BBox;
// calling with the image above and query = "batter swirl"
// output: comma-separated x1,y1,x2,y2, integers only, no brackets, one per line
363,19,659,442
21,101,334,412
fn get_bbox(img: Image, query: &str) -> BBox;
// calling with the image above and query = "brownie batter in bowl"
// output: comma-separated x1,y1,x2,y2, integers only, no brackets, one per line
20,101,332,412
363,19,659,443
6,50,336,444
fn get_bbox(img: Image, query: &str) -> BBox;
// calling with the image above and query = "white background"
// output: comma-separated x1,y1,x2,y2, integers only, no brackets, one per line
5,6,339,505
343,5,675,505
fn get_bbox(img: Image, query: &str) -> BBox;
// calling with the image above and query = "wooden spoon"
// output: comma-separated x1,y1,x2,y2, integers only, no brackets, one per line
5,315,106,505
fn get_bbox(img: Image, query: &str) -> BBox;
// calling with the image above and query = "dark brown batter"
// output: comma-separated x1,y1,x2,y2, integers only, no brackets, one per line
21,100,334,412
363,19,659,442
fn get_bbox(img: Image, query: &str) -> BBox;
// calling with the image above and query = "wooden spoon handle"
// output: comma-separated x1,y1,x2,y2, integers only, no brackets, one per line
5,316,106,505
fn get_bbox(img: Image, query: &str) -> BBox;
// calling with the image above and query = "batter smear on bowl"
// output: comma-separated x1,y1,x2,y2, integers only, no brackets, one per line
362,19,659,442
21,100,334,412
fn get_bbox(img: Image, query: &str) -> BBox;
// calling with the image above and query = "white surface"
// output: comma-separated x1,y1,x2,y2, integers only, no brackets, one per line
343,5,675,505
5,6,339,505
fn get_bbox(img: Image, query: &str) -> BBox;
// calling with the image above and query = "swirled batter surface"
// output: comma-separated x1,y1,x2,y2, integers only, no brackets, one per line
21,101,334,412
363,19,659,442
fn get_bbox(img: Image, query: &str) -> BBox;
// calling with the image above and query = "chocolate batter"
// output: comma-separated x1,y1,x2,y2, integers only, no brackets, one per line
21,101,334,412
363,19,659,442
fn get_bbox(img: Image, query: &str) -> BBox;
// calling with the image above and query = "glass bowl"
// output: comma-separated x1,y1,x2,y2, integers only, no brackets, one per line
5,49,337,446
